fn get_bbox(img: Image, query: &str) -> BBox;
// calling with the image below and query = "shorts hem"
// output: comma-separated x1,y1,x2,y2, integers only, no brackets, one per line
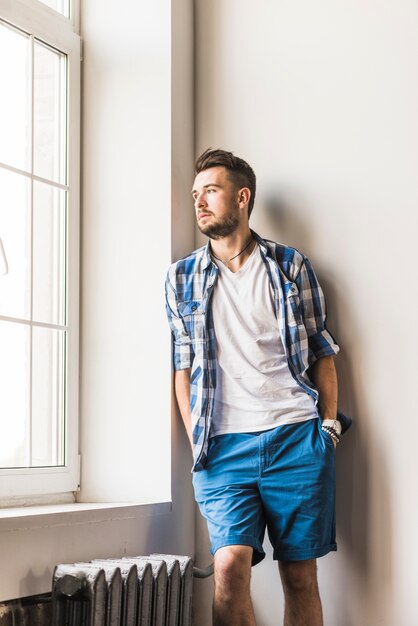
210,534,266,566
273,543,337,562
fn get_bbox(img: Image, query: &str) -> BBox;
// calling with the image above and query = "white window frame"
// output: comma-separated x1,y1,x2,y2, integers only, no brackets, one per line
0,0,80,499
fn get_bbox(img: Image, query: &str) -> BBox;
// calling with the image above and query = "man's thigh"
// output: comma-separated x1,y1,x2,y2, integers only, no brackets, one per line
259,418,337,562
192,432,267,565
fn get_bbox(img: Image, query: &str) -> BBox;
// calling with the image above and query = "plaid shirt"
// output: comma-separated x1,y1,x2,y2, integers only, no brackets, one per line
165,230,349,471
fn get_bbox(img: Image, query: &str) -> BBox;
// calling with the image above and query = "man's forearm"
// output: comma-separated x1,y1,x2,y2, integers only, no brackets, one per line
174,368,193,447
309,355,338,421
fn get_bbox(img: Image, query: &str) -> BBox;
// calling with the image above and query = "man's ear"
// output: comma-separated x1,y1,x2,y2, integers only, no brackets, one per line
238,187,251,208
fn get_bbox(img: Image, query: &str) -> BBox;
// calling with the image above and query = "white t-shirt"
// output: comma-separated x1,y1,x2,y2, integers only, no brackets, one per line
211,243,318,436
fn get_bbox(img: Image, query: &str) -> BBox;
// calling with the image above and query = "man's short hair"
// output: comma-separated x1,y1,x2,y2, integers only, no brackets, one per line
195,148,257,217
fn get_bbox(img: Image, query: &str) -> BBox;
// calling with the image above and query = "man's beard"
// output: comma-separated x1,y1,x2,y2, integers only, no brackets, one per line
197,210,240,240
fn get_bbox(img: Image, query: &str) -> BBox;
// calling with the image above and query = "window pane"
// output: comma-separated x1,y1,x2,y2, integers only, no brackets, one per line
34,41,67,184
0,21,31,172
37,0,70,19
0,169,31,320
0,321,30,468
32,326,65,467
0,322,65,468
33,181,66,326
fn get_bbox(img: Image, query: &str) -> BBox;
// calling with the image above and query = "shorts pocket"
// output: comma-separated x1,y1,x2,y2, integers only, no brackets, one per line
321,427,335,450
317,418,335,450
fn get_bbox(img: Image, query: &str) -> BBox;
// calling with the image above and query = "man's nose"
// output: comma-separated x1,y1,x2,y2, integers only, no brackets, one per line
195,193,206,209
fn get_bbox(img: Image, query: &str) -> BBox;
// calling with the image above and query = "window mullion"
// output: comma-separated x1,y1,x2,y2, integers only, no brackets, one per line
28,33,35,468
0,162,70,191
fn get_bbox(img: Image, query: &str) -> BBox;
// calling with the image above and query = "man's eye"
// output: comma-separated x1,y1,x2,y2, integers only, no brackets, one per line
207,188,215,193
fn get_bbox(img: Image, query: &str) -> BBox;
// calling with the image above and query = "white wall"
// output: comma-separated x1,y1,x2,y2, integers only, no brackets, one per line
80,0,196,585
0,0,197,603
194,1,418,624
80,0,173,503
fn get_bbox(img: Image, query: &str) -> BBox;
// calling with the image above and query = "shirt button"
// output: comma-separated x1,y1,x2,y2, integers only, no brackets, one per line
191,305,197,311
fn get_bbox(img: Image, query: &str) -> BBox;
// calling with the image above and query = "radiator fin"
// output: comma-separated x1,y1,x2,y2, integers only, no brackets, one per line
52,554,193,626
151,554,193,626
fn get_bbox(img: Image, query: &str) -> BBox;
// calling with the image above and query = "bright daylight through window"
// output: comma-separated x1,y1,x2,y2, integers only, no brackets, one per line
0,0,80,499
38,0,70,18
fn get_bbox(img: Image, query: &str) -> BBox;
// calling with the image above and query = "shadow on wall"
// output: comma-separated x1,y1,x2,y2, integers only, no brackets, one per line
262,195,313,251
258,194,393,625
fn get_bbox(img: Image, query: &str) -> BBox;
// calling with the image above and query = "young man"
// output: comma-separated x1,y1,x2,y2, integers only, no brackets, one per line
165,149,350,626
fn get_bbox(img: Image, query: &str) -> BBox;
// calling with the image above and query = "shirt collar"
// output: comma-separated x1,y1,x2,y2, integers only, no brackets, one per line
250,229,269,257
202,241,213,271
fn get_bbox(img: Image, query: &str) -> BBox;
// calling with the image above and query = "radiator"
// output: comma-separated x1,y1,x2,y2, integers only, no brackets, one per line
51,553,193,626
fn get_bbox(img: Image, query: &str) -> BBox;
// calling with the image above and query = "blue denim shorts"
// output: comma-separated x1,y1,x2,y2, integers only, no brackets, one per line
192,417,336,565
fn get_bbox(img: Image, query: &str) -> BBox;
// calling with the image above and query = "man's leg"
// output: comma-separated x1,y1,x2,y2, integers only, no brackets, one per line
278,559,323,626
213,545,256,626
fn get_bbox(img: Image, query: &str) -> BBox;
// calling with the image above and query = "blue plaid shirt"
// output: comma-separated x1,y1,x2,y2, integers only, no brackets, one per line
165,230,350,471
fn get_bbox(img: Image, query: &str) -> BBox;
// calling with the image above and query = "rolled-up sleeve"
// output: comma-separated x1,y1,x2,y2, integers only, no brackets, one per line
295,256,340,365
165,268,194,370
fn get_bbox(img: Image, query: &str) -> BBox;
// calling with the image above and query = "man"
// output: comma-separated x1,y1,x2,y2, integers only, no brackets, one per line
165,149,350,626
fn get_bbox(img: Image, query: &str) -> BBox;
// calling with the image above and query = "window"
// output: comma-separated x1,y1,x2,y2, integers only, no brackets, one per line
38,0,70,18
0,0,80,499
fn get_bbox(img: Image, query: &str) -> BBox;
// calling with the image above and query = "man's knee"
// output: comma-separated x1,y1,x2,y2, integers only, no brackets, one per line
279,559,319,594
214,545,253,591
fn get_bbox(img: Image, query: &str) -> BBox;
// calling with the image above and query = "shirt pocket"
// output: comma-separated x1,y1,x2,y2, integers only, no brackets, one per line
178,300,206,342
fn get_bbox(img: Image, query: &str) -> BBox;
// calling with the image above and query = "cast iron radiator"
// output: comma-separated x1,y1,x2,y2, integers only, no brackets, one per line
51,553,194,626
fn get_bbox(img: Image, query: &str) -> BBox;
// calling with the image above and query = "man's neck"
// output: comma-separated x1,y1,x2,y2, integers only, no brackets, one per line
210,228,255,272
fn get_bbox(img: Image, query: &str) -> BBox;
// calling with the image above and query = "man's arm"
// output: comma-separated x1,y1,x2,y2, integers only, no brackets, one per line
165,269,195,449
309,354,338,427
294,257,340,365
174,368,193,448
294,256,342,442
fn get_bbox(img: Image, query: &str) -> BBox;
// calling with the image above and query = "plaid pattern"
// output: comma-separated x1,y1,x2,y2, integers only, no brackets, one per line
165,230,342,471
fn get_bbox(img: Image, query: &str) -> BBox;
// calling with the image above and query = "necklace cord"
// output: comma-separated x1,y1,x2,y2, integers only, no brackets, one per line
211,236,254,266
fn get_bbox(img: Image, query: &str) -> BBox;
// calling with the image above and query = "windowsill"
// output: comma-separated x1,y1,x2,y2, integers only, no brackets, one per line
0,501,172,531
